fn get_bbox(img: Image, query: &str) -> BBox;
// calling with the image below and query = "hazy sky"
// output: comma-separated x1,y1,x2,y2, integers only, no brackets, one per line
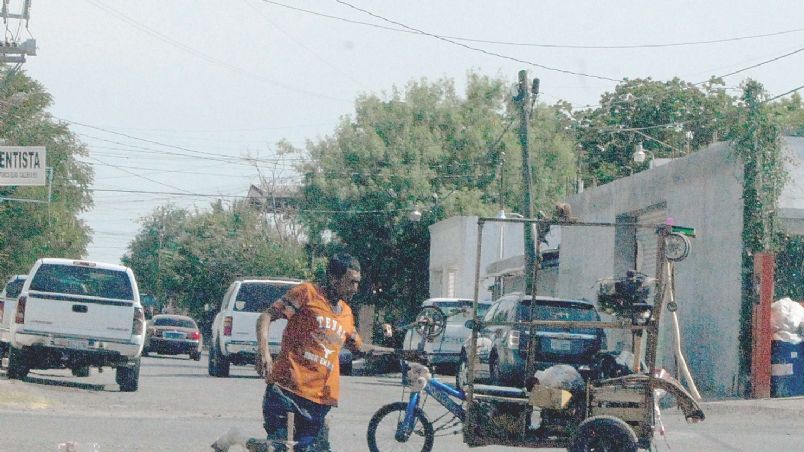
11,0,804,264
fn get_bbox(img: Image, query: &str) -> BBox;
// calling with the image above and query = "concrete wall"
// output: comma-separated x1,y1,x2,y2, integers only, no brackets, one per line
429,216,533,300
429,216,489,300
558,143,745,397
779,137,804,234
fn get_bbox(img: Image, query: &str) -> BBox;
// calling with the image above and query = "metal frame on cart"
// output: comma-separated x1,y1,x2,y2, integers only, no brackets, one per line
462,217,700,449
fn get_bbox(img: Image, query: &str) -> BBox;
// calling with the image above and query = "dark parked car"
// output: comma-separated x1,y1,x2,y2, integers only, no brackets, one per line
457,294,606,388
144,314,203,360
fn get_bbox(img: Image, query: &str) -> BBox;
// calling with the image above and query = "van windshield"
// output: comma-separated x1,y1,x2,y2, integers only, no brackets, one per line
29,264,134,300
234,282,297,312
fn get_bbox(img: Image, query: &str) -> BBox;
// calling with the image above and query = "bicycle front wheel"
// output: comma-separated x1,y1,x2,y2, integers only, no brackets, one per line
367,401,435,452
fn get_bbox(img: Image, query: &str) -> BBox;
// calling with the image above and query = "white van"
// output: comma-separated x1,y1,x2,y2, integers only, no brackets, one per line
8,258,145,391
402,298,492,373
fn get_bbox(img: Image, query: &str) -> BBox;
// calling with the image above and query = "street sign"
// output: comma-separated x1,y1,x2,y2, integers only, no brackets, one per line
0,146,46,186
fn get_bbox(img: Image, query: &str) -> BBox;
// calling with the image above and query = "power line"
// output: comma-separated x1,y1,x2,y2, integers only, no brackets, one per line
245,0,366,89
332,0,621,83
88,188,414,215
261,1,804,50
82,0,351,103
765,83,804,103
697,45,804,84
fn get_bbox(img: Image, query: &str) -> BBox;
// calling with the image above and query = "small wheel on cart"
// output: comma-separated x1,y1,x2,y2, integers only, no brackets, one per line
568,415,638,452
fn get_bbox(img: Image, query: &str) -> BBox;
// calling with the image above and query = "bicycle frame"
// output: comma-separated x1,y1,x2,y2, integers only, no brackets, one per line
398,373,465,441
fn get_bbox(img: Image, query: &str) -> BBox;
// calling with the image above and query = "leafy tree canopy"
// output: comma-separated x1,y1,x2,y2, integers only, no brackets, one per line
769,91,804,137
296,72,576,318
573,77,738,186
0,67,93,278
123,201,307,320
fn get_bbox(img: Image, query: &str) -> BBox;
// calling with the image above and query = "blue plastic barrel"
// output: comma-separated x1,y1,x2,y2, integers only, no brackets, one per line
770,340,804,397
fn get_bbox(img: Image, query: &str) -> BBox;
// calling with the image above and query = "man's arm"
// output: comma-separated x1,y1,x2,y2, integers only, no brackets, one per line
256,307,280,383
345,334,394,355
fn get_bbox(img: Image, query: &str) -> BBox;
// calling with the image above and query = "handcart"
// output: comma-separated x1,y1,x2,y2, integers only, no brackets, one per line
459,217,705,451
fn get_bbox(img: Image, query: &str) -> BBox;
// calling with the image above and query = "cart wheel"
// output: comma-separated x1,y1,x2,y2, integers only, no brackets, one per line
568,415,638,452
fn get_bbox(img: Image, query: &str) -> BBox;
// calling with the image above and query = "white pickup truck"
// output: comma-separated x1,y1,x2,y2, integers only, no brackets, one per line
208,277,299,377
0,274,27,357
8,258,146,391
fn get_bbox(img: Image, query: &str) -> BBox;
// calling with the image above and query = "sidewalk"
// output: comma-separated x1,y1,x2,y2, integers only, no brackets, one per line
701,395,804,416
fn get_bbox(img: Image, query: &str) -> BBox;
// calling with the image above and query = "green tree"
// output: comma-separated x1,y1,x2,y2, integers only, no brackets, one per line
297,73,576,319
768,91,804,136
123,200,307,319
0,67,93,278
574,77,737,186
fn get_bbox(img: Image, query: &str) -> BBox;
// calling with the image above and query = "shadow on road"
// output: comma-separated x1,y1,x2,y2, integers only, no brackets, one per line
21,374,106,391
143,354,201,361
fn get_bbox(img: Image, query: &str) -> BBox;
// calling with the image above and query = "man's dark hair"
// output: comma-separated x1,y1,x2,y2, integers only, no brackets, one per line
327,253,360,279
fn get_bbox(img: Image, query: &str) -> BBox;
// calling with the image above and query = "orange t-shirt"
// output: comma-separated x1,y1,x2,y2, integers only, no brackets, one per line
268,282,363,406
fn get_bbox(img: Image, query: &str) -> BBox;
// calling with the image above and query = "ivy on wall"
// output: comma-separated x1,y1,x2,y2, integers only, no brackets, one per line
732,80,788,389
776,235,804,300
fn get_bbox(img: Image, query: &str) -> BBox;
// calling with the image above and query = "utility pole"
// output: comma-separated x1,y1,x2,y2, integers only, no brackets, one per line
514,70,539,294
1,0,36,64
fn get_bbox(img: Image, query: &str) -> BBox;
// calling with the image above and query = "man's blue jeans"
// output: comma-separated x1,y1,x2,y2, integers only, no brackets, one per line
263,384,331,451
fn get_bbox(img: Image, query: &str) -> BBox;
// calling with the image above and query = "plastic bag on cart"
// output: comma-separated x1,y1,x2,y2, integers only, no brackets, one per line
771,297,804,344
534,364,584,392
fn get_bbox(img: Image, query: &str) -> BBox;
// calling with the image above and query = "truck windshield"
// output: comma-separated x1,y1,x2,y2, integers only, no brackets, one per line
154,317,196,328
3,277,26,298
518,300,600,335
235,282,297,312
29,264,134,300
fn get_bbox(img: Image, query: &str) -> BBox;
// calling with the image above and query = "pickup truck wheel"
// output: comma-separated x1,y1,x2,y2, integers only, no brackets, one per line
207,343,219,376
209,340,230,377
116,359,141,392
7,346,29,380
71,366,90,377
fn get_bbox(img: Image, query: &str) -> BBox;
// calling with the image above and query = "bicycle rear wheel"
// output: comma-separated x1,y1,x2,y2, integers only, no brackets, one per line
367,401,434,452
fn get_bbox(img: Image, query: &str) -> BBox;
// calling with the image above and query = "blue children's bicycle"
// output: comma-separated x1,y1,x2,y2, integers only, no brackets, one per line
366,306,464,452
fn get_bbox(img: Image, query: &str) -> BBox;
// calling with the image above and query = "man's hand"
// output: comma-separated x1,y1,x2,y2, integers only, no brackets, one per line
256,351,273,384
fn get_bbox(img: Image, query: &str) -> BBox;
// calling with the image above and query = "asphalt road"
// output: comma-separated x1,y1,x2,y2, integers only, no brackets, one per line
1,354,803,451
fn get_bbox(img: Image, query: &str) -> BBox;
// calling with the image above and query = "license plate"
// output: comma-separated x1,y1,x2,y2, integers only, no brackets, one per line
164,331,185,339
550,339,571,352
54,338,89,350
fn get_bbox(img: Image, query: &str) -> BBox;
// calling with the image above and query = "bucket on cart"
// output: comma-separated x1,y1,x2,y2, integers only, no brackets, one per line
770,340,804,397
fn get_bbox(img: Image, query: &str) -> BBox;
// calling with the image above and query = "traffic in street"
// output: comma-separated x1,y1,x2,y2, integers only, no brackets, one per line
1,353,803,451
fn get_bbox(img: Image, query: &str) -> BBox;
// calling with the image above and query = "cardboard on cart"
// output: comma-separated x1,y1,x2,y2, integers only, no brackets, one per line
528,384,572,409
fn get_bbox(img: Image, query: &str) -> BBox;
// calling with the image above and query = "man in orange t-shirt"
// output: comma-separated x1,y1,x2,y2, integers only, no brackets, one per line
256,253,391,451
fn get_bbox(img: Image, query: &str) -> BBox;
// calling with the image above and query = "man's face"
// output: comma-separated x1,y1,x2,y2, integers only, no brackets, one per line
331,269,361,301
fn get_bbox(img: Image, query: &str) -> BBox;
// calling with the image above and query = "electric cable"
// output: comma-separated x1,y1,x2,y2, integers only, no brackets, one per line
332,0,621,83
82,0,351,103
261,1,804,50
765,83,804,103
695,45,804,85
